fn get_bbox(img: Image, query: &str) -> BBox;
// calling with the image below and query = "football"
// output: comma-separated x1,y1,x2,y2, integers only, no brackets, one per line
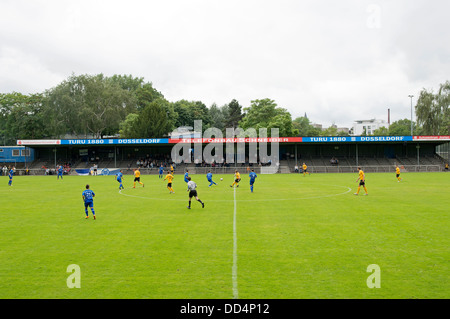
220,178,223,181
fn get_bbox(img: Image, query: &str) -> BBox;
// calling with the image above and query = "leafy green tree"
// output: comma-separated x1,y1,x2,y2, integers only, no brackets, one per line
44,74,87,137
292,116,322,136
372,126,389,136
416,81,450,135
239,98,298,137
318,124,349,136
108,74,145,92
388,119,417,136
436,81,450,135
134,82,165,111
119,113,140,137
132,83,175,132
45,74,135,138
321,126,339,136
132,99,173,138
172,100,194,128
192,101,212,129
81,74,135,138
209,103,229,133
337,130,350,136
0,92,48,144
171,100,211,132
0,92,21,144
224,99,243,130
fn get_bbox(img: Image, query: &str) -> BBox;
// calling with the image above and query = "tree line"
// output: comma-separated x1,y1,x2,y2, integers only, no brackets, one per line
0,74,448,145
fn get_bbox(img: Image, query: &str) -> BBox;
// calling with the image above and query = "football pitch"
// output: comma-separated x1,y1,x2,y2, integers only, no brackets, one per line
0,172,448,299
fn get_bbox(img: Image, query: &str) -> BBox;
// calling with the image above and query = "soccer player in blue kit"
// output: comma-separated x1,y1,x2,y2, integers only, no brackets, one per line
82,184,96,220
249,169,257,193
184,169,189,189
116,170,124,190
57,165,64,180
159,164,164,179
8,166,14,186
206,170,217,187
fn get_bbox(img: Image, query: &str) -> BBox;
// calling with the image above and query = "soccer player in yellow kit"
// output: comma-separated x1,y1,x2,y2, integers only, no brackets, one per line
302,163,310,176
164,170,175,193
395,165,402,182
230,170,241,188
133,168,144,188
354,166,368,195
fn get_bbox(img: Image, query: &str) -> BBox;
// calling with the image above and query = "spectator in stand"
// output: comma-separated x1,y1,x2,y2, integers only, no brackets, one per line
294,164,299,173
330,157,336,165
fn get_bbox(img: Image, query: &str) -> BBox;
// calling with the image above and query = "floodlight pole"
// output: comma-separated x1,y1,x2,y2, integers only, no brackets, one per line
408,95,414,136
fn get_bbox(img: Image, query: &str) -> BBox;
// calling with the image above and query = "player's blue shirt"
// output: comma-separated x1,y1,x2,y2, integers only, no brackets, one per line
249,172,257,183
116,172,123,181
159,166,164,173
184,172,189,181
8,169,14,179
82,189,95,202
58,166,63,174
207,172,213,181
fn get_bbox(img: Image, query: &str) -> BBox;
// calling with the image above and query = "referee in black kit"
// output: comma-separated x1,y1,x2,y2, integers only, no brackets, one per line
186,176,204,209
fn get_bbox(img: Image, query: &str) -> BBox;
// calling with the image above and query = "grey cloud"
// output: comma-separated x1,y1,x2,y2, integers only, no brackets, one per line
0,0,449,128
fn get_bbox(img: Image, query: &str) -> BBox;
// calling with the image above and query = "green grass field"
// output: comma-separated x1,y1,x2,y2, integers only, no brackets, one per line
0,172,448,299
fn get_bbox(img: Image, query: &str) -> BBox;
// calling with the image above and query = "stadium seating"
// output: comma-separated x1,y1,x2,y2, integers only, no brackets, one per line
11,152,449,175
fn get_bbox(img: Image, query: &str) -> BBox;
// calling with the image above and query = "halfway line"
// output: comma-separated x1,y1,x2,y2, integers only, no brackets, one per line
232,186,238,299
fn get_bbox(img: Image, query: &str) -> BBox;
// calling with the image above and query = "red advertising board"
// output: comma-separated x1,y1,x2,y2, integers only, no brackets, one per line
413,136,450,141
169,137,303,144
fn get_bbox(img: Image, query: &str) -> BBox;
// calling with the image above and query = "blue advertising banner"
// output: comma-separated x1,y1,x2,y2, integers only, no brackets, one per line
99,168,121,176
302,136,413,143
60,138,169,145
75,169,90,175
75,168,121,175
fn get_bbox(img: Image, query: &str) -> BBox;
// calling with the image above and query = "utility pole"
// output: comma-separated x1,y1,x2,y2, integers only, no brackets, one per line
408,95,414,136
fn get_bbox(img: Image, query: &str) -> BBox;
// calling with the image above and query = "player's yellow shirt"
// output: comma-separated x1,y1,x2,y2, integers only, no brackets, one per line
396,167,400,174
164,174,174,183
235,172,241,180
303,164,307,170
134,170,141,178
359,170,365,180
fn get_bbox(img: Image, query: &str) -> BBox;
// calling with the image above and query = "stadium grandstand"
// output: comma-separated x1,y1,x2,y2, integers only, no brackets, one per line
5,135,450,176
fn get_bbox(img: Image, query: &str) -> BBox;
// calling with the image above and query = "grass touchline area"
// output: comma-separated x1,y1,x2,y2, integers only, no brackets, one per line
0,172,448,299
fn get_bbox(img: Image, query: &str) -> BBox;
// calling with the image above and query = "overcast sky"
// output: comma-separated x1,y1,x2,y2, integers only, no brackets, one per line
1,0,449,128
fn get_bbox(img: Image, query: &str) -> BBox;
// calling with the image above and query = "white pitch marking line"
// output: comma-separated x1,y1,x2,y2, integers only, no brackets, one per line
232,186,238,299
